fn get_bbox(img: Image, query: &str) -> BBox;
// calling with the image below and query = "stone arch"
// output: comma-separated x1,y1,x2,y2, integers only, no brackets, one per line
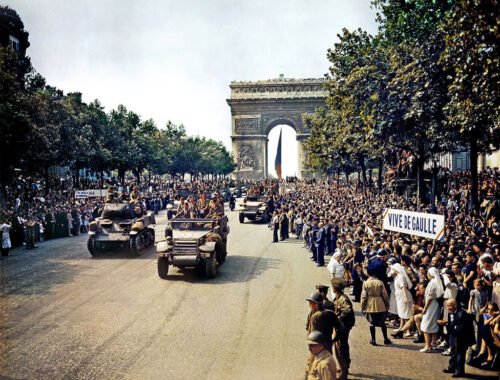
227,76,327,179
263,117,298,136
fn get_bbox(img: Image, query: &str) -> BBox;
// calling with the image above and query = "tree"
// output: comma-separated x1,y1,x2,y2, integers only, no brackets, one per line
0,47,32,189
440,0,500,208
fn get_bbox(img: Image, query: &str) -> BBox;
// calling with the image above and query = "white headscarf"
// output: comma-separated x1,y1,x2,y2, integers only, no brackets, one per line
391,263,413,290
427,267,444,298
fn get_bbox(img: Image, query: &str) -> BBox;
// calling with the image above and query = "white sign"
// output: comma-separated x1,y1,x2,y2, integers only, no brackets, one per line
382,208,445,241
75,189,108,199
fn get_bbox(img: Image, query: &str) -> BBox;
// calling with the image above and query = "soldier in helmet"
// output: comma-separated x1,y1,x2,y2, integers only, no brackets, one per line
306,331,337,380
331,278,355,380
305,292,344,353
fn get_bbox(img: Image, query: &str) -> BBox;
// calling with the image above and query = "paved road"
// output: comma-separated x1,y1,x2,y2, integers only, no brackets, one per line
0,207,497,379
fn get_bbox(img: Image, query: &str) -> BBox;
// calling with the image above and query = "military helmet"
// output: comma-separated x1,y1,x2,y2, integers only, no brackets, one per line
306,292,323,304
316,284,329,293
307,330,329,346
330,277,345,290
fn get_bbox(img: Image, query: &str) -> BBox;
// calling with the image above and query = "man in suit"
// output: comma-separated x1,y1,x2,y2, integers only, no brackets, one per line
438,299,475,378
315,222,326,267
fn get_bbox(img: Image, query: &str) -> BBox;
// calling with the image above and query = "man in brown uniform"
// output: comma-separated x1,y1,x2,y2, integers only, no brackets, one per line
306,292,344,352
316,285,334,311
307,331,337,380
331,278,355,380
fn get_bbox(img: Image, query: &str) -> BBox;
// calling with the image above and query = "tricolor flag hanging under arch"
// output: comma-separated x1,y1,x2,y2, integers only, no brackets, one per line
274,128,282,179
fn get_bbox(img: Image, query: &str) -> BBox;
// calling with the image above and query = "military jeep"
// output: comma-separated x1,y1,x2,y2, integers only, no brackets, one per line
156,215,229,279
238,195,269,224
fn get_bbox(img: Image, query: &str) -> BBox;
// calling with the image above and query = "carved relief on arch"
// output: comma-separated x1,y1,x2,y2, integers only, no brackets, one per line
235,118,258,133
238,144,256,170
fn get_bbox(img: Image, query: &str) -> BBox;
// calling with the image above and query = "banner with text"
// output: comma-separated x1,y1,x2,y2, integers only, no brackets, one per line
382,208,445,241
75,189,108,199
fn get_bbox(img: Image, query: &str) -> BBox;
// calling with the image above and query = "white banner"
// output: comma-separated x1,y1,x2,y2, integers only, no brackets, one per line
75,189,108,199
382,208,445,241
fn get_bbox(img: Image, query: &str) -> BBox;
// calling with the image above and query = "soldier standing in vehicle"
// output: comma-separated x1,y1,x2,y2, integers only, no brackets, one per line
130,186,142,204
207,196,224,218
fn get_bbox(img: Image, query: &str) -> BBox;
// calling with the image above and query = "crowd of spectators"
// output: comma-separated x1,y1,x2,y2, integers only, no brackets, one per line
0,174,235,252
248,168,500,376
1,166,499,375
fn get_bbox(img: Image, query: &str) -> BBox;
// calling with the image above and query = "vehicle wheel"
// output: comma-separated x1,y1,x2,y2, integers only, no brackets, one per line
87,237,98,257
239,213,245,224
157,256,169,279
215,240,227,265
130,235,141,256
148,229,155,247
205,255,217,278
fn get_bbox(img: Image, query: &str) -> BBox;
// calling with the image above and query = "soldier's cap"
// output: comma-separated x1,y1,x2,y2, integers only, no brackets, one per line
330,278,345,290
316,284,329,292
307,330,329,346
306,292,323,304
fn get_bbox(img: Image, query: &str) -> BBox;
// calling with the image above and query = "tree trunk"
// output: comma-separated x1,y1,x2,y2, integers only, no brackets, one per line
416,144,426,204
75,167,80,189
44,166,50,195
377,158,383,193
359,156,367,193
470,138,479,210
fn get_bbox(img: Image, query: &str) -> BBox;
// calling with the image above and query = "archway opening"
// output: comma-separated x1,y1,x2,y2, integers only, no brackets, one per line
267,125,298,178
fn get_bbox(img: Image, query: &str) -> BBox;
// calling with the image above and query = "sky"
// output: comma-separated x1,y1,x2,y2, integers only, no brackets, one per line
7,0,378,177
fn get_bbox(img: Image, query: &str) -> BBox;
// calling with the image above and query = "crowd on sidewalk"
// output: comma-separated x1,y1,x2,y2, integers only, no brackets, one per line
248,168,500,379
0,174,235,256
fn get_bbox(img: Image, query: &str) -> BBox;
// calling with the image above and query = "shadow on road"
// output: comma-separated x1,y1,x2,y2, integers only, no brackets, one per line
85,246,157,260
350,372,499,380
350,374,415,380
156,255,281,284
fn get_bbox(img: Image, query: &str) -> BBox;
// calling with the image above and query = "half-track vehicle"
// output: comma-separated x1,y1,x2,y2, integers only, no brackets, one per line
156,215,229,279
238,195,269,224
87,202,156,257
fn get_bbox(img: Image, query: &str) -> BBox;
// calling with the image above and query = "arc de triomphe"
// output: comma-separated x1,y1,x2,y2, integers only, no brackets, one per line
227,76,327,179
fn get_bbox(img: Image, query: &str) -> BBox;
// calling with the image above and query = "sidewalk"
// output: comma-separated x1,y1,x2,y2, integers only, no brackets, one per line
341,283,498,380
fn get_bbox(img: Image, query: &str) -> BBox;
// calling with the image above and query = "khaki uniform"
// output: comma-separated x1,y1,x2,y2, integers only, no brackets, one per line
361,277,390,313
333,293,355,380
307,349,337,380
130,190,142,204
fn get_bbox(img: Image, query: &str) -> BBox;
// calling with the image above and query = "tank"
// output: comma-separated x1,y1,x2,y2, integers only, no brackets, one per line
87,202,156,257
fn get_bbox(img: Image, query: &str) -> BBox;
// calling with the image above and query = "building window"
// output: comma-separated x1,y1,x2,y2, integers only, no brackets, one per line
9,35,20,52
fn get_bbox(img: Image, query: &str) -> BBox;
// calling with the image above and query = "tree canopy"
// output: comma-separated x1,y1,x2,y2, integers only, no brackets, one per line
0,36,236,191
305,0,500,207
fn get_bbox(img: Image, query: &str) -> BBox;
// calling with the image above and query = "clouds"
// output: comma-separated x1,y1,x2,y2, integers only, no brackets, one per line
10,0,378,149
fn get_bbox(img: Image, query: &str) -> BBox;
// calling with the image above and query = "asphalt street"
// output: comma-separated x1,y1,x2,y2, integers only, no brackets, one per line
0,207,497,380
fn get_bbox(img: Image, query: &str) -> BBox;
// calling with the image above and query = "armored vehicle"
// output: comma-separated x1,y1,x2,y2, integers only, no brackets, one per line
156,215,229,279
87,202,156,257
239,195,269,224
